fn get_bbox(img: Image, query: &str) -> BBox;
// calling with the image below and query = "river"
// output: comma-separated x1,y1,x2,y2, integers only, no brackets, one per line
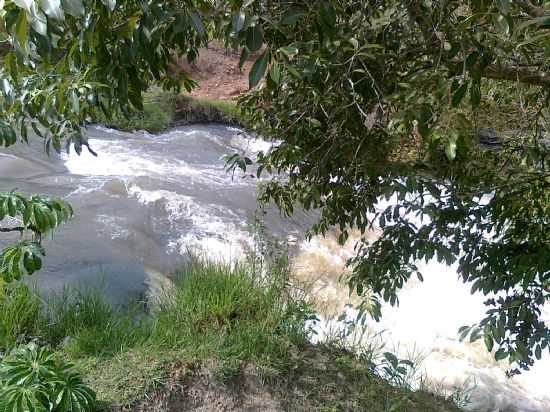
0,124,548,411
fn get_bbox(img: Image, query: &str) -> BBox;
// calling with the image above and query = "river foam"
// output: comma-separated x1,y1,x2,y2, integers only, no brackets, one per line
295,232,550,412
2,124,547,411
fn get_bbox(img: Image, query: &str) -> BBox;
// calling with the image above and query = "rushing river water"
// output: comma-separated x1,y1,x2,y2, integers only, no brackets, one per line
0,124,548,411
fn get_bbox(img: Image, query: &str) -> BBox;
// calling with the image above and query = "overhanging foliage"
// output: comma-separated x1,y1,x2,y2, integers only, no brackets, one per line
0,0,549,375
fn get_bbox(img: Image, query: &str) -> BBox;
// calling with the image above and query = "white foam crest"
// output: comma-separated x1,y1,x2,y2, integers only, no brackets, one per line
294,233,550,412
94,214,130,240
229,133,273,154
128,186,253,262
62,138,254,189
63,139,201,179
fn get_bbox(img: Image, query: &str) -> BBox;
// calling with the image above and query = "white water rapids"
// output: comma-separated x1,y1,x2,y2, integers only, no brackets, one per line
0,125,548,411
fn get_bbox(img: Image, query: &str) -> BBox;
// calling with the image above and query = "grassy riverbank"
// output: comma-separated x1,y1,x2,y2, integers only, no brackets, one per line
93,90,244,133
0,255,465,411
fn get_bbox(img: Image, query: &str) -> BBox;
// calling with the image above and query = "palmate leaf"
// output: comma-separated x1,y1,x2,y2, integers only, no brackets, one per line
50,366,96,412
0,343,56,386
0,344,96,412
0,192,73,232
0,241,45,282
0,192,27,220
0,384,49,412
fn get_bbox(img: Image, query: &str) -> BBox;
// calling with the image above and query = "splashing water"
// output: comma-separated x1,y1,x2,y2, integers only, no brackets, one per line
0,124,548,410
294,231,550,412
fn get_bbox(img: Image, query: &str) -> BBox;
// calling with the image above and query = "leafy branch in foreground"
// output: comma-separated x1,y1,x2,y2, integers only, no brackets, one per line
1,0,549,375
231,0,550,375
0,192,73,282
0,0,207,153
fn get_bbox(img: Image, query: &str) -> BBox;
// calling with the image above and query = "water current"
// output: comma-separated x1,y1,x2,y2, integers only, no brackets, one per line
0,124,548,411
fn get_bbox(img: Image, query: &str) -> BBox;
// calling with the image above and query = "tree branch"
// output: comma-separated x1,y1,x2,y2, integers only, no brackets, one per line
0,227,25,233
406,1,550,88
0,224,39,233
483,64,550,87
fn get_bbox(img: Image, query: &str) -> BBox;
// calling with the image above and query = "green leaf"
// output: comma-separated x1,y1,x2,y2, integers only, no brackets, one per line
239,47,249,69
190,11,205,36
246,25,263,52
319,2,336,28
445,133,458,161
470,81,481,107
232,11,245,33
61,0,84,17
484,333,494,352
278,46,298,58
458,326,471,341
451,82,468,107
118,13,141,38
0,122,17,147
269,63,280,84
465,51,479,69
282,8,305,25
495,348,508,361
29,6,47,35
249,50,269,88
534,15,550,29
15,9,28,51
100,0,115,12
13,0,32,12
535,345,542,360
497,0,510,14
40,0,64,21
494,14,510,34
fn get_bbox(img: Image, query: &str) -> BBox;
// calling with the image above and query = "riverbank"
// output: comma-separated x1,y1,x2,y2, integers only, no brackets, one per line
93,92,245,134
0,256,463,411
93,41,254,134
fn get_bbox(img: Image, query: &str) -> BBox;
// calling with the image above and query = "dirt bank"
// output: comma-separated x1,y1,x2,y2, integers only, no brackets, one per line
179,42,255,102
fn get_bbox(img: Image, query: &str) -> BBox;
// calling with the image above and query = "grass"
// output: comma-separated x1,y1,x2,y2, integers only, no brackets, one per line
0,282,42,348
150,257,312,371
0,257,464,411
92,89,246,133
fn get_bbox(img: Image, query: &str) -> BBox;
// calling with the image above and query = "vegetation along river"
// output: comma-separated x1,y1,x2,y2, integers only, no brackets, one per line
1,124,548,412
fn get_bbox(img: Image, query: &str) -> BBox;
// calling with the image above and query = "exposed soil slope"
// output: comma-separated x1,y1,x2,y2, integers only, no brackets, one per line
179,42,255,101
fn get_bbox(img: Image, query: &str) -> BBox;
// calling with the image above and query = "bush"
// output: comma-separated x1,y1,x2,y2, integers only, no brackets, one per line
0,343,96,412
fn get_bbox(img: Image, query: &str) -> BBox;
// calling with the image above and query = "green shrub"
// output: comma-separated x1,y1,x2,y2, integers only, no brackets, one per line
0,283,42,350
0,343,96,412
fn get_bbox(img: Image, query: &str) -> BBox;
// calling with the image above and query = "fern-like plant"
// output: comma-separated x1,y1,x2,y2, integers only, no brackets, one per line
0,343,96,412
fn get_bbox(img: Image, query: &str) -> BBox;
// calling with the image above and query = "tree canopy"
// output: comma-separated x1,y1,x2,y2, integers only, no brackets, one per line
0,0,549,375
